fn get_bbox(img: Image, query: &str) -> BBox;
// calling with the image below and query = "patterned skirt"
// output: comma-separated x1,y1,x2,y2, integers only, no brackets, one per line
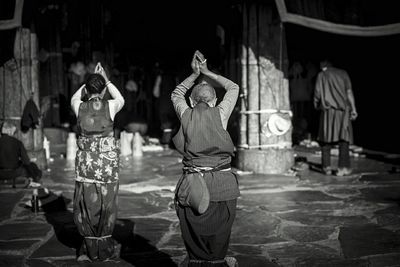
73,136,120,261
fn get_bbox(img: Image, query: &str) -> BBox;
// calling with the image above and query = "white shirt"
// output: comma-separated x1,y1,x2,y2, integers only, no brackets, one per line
71,82,125,121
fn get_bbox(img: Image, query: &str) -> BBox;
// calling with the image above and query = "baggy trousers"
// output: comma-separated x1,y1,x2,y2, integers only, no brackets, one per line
176,199,237,267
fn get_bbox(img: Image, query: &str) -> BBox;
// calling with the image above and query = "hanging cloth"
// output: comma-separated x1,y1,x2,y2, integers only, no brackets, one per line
0,0,24,30
21,99,40,132
274,0,400,37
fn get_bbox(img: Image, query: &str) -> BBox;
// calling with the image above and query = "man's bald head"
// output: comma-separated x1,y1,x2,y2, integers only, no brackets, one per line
190,82,216,106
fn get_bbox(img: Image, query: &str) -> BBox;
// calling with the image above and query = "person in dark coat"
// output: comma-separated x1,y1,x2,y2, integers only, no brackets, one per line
314,60,358,176
171,51,240,267
0,122,41,187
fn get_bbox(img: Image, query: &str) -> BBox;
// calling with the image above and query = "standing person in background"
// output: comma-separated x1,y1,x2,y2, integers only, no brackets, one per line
172,51,240,267
314,60,358,176
153,63,179,147
70,63,124,262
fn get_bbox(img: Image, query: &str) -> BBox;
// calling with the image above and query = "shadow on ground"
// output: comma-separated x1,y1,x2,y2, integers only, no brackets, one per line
42,195,176,266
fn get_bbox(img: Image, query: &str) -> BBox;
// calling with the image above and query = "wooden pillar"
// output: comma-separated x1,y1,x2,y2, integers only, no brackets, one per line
39,9,64,126
15,28,34,150
0,28,46,170
237,1,294,174
247,4,260,147
31,32,43,151
239,3,248,148
258,5,291,148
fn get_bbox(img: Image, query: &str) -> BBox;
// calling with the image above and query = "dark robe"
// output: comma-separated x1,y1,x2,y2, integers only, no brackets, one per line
314,67,353,143
173,102,239,266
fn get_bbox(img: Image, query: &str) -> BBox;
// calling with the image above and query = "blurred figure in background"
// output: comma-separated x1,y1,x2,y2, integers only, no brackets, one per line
289,61,312,143
0,122,42,188
153,62,179,147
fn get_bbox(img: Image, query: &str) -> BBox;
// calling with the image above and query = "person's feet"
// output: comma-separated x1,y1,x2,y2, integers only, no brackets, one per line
336,167,352,176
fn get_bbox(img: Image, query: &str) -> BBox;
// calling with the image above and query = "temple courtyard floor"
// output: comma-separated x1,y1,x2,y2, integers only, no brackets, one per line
1,147,400,267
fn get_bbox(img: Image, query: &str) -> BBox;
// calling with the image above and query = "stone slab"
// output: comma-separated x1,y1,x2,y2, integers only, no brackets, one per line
276,211,369,227
229,244,263,255
0,223,51,240
360,173,400,183
0,239,37,252
374,206,400,228
231,210,280,244
295,257,368,267
117,192,172,217
366,252,400,267
0,192,24,220
237,173,299,188
0,255,24,266
120,250,177,267
112,218,173,253
235,255,279,267
339,224,400,258
237,148,294,174
359,187,400,203
281,225,335,242
263,190,341,203
30,233,76,258
267,243,339,262
26,258,55,267
43,258,133,267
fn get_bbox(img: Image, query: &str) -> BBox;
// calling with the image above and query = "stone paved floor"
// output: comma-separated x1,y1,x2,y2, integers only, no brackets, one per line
1,148,400,267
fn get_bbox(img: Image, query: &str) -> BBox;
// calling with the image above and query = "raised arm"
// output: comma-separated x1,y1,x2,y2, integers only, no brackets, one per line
106,81,125,120
344,72,357,120
71,84,85,117
197,52,239,129
95,63,124,120
208,72,239,129
171,73,198,119
171,52,200,119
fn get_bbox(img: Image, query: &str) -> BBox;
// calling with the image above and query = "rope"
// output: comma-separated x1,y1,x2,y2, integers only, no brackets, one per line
240,109,292,116
4,116,21,120
238,142,292,149
189,259,226,264
85,236,112,240
274,0,400,37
